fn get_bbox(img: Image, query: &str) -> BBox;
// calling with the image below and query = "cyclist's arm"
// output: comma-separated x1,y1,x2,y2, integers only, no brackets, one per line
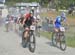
18,19,21,24
23,17,26,25
32,17,36,25
63,17,69,26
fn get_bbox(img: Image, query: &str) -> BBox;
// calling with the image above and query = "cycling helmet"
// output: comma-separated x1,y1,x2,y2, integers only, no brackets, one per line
29,11,33,14
31,7,34,10
61,12,66,18
60,12,66,22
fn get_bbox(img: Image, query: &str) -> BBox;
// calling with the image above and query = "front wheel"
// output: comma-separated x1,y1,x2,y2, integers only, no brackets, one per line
60,34,66,51
22,31,28,48
29,31,36,53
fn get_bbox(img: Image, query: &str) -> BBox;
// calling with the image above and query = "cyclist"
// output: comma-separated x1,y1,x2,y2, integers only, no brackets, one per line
30,7,35,15
5,14,10,32
54,12,67,32
22,11,35,38
9,15,14,31
18,14,24,31
36,15,41,29
35,15,42,37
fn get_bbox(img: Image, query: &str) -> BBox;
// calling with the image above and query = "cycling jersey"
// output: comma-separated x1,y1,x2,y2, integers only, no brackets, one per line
24,13,31,19
55,11,67,28
55,16,62,28
23,15,34,28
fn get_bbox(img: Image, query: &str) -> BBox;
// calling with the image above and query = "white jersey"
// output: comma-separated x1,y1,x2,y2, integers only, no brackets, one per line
33,16,37,20
37,15,40,19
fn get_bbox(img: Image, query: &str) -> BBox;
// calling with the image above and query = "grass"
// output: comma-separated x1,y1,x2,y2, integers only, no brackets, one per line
66,36,75,47
66,26,75,47
40,31,75,47
40,31,52,39
40,11,75,47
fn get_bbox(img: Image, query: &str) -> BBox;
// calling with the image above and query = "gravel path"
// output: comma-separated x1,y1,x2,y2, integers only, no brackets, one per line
0,26,75,55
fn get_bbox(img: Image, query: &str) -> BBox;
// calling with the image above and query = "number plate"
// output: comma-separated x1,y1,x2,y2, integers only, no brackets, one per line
60,27,65,32
30,25,35,30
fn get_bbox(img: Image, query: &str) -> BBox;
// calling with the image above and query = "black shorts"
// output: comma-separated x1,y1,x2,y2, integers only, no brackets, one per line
23,23,31,28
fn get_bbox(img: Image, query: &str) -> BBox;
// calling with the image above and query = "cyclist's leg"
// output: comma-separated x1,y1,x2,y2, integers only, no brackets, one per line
23,24,29,38
54,24,61,41
54,25,59,33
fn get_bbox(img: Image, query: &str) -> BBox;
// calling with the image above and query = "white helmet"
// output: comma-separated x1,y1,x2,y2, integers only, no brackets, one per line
32,7,34,9
61,12,66,18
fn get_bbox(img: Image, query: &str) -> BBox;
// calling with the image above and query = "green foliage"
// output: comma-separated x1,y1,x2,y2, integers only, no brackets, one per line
6,0,39,2
55,0,75,9
5,0,75,8
5,0,40,6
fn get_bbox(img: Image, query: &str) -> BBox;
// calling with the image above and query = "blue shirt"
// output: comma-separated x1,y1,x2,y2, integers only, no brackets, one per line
55,16,61,25
55,16,62,28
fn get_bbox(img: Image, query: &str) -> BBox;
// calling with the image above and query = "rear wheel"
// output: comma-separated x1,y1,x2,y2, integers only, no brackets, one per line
29,31,36,53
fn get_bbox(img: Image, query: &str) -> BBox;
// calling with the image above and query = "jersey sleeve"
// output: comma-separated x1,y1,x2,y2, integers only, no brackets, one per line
63,17,66,22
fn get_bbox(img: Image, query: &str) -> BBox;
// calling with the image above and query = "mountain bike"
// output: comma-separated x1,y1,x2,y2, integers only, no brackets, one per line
52,26,66,51
22,24,36,53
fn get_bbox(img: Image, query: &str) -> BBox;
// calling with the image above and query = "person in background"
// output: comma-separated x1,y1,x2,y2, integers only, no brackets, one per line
9,15,14,31
5,14,10,32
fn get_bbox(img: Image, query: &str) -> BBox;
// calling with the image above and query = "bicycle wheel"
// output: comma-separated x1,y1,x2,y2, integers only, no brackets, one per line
52,32,57,46
60,34,66,51
22,31,28,48
29,31,36,53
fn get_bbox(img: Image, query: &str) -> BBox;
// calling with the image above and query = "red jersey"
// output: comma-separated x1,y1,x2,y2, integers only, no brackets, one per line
24,13,31,19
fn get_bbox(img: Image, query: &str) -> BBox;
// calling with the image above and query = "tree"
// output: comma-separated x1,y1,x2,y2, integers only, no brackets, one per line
5,0,75,8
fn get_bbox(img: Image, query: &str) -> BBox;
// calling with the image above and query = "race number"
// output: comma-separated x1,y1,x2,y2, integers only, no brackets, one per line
60,27,65,32
30,25,35,30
